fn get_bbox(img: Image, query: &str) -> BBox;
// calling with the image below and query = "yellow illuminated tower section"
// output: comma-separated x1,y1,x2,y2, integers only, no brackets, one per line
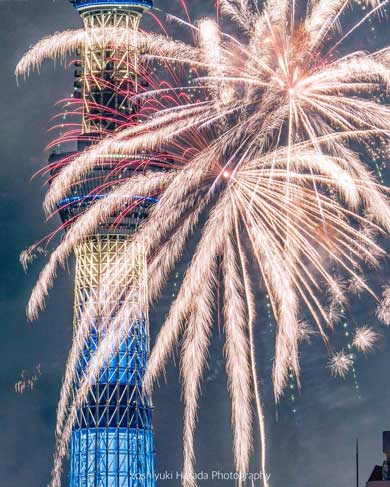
76,1,144,134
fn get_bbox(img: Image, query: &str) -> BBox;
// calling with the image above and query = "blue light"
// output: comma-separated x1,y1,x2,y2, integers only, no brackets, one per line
70,0,153,11
70,428,156,487
58,194,159,207
70,317,156,486
77,320,149,387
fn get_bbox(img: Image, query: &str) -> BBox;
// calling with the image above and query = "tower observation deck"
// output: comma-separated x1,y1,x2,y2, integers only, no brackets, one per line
51,1,157,486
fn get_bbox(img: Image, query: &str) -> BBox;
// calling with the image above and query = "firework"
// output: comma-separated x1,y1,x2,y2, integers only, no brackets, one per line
328,350,354,378
15,28,199,79
19,1,390,486
353,326,380,353
378,286,390,325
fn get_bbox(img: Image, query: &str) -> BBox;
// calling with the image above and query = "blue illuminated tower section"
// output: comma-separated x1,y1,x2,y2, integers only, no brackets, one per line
58,1,156,486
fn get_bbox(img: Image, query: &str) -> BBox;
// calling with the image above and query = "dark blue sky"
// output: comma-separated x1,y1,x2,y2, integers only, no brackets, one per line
1,1,390,486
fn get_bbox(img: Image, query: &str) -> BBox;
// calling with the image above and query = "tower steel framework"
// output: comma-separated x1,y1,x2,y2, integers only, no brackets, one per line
53,1,157,486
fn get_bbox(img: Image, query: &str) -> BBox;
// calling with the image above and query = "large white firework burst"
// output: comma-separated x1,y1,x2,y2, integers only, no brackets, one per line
17,1,390,486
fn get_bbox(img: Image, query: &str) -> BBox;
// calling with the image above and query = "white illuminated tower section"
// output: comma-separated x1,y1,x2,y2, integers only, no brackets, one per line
51,1,156,486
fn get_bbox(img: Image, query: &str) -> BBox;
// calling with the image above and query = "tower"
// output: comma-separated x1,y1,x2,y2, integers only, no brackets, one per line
366,432,390,486
51,1,156,486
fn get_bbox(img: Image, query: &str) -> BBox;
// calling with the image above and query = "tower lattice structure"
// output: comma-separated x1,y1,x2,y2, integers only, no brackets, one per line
51,1,157,486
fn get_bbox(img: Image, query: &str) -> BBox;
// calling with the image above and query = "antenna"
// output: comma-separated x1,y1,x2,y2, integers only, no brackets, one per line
356,438,359,487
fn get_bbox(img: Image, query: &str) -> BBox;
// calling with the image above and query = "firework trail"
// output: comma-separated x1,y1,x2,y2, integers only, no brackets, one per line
15,28,199,79
18,1,390,486
223,235,253,476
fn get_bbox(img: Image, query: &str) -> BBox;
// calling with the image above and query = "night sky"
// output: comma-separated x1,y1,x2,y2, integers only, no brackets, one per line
2,1,390,486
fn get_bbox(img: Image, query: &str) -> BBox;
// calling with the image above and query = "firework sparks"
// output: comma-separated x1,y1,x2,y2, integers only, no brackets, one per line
378,286,390,325
15,365,42,395
328,351,354,378
353,326,380,353
15,28,199,79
